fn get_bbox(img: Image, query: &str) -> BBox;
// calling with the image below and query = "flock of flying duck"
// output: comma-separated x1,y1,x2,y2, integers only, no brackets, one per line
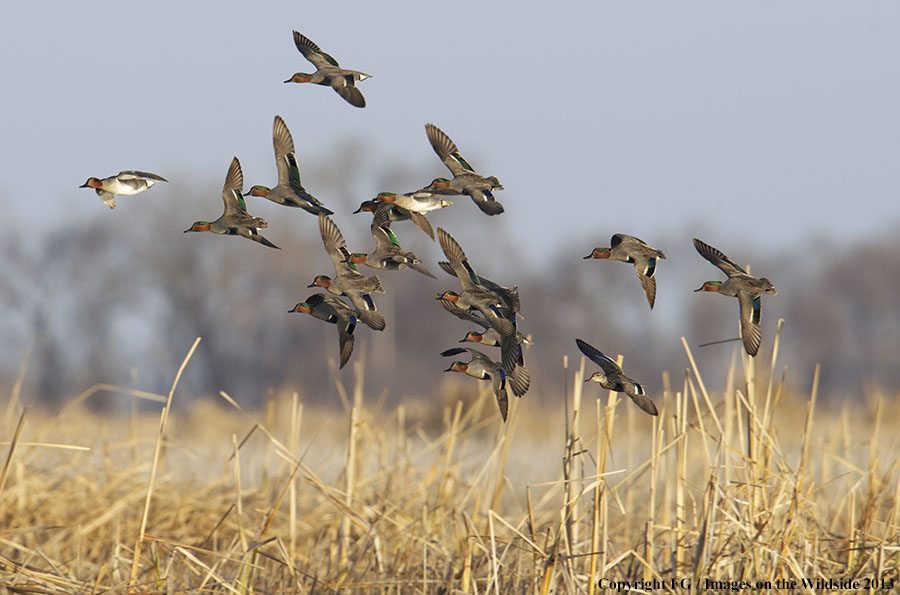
78,30,777,422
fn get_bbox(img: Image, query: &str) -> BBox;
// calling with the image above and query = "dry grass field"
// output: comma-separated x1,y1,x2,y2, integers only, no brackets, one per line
2,330,899,593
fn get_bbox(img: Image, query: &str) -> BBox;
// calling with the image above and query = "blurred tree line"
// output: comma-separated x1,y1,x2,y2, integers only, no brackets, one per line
2,146,897,408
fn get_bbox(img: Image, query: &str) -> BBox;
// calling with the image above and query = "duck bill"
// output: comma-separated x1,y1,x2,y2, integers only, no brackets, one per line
183,227,193,233
693,285,706,292
443,365,455,372
78,182,90,188
306,282,317,288
283,78,292,84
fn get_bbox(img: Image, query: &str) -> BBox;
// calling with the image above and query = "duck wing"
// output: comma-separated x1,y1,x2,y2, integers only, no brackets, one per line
272,115,296,188
468,189,505,216
575,338,623,378
693,237,746,277
334,82,366,108
738,293,763,357
426,123,475,177
318,214,358,276
119,170,168,182
437,228,481,290
221,157,247,216
293,31,340,69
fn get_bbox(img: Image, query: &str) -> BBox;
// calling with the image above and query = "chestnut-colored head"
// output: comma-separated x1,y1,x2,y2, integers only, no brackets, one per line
184,221,212,233
353,200,377,214
694,281,722,292
247,185,270,197
285,73,312,83
288,302,313,314
429,177,452,189
461,331,483,343
308,275,332,289
584,247,610,260
79,177,102,189
444,361,468,373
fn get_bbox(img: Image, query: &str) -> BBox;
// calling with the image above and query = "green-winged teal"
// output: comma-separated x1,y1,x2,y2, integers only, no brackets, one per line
437,260,521,316
436,296,524,378
246,115,332,215
692,237,777,357
375,190,452,216
354,199,435,240
436,228,515,338
80,170,167,209
576,339,658,416
585,234,667,309
289,293,357,368
285,31,371,108
441,347,528,422
309,214,385,331
422,123,505,216
345,207,435,278
184,157,279,249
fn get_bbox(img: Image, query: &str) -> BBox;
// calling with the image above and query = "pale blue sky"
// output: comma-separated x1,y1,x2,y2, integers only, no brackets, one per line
3,1,899,265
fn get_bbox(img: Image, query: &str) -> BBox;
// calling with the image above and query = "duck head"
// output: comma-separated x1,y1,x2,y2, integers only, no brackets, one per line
428,177,452,190
345,252,368,265
308,275,332,289
694,281,722,292
353,200,377,214
79,177,102,189
436,290,460,303
285,73,313,84
584,247,610,259
374,192,398,203
444,361,468,373
288,302,313,314
586,371,609,385
246,185,270,198
184,221,212,233
461,331,484,344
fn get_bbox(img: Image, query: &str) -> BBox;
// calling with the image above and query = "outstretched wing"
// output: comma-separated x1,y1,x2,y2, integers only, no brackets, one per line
693,238,746,277
293,30,339,69
119,170,168,182
409,211,435,240
318,214,355,275
437,298,490,329
273,115,297,187
425,123,475,177
629,390,659,416
738,293,763,357
575,338,622,377
334,83,366,108
96,189,116,209
492,371,509,422
336,312,357,369
468,189,505,216
611,233,649,251
508,363,530,397
221,157,246,215
437,228,480,290
440,346,472,358
635,258,658,309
